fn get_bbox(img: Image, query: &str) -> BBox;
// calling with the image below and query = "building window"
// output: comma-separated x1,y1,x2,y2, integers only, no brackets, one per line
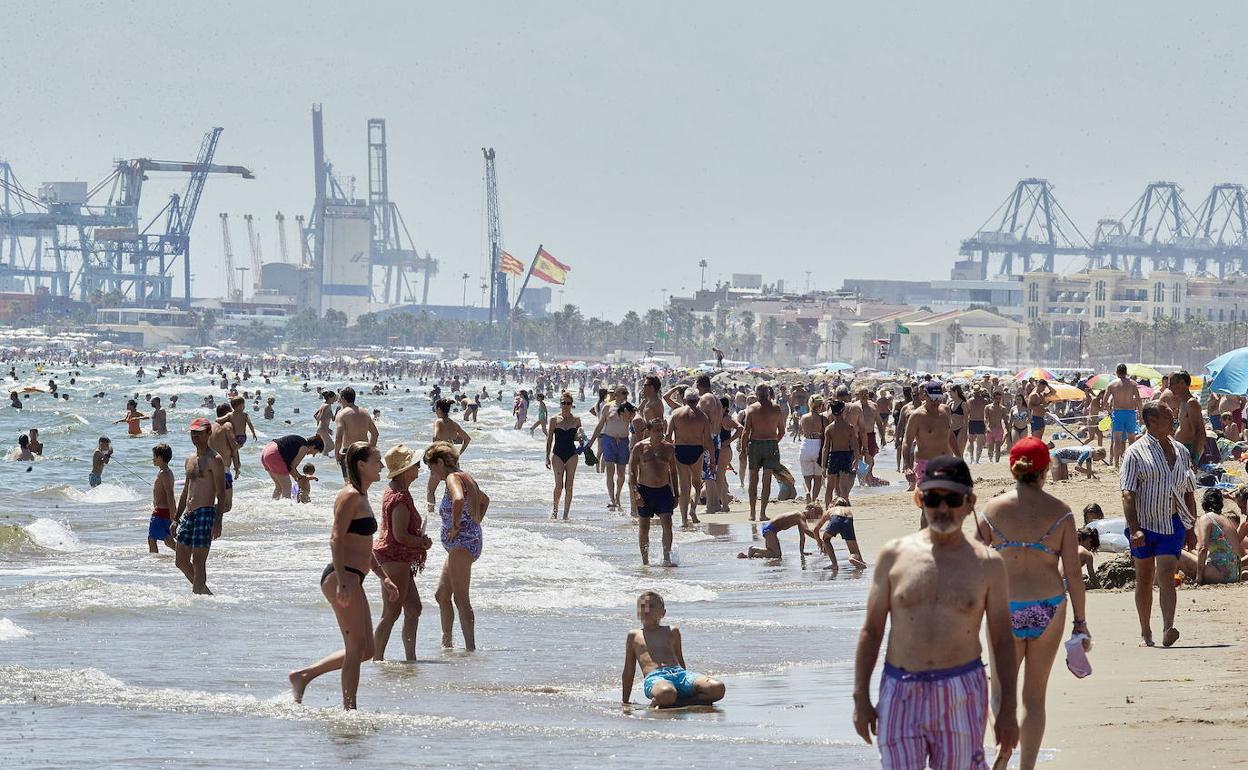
1028,306,1038,319
1209,308,1214,320
1094,281,1106,301
1095,306,1105,318
1172,284,1180,303
1172,307,1179,319
1154,282,1165,303
1028,283,1039,302
1220,308,1226,321
1153,307,1162,319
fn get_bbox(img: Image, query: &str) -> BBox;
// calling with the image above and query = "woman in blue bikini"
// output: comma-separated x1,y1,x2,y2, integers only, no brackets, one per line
975,436,1091,770
424,441,490,651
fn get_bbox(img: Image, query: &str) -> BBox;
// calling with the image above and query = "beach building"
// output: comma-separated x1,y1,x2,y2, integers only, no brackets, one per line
847,307,1027,370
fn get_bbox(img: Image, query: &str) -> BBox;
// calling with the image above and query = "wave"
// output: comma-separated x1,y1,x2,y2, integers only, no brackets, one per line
64,482,141,504
24,518,87,551
0,618,32,641
0,577,226,613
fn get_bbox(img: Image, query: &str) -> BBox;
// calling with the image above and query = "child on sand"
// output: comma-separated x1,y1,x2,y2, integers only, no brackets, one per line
295,463,317,503
115,399,148,436
219,395,258,447
622,591,726,709
738,509,820,559
149,444,176,553
90,437,112,487
810,497,868,571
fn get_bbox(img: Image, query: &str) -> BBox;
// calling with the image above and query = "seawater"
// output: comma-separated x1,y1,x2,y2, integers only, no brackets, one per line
0,364,880,768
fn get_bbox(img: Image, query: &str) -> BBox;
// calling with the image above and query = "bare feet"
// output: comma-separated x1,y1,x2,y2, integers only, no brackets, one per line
1139,633,1155,647
758,515,770,522
737,552,748,559
441,634,453,648
1162,627,1180,647
288,671,309,703
848,555,867,569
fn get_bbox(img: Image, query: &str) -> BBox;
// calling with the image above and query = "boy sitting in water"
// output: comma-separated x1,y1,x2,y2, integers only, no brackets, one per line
737,508,820,559
149,443,176,553
90,437,112,487
622,591,726,709
218,395,258,447
295,463,317,503
809,497,868,571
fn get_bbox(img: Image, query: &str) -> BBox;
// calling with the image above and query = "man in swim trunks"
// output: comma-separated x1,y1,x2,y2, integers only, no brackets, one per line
666,389,713,527
695,374,724,515
902,382,956,502
851,387,880,486
172,417,226,595
90,436,112,487
1026,380,1050,439
965,387,990,463
148,443,176,553
150,397,167,435
853,456,1018,769
739,384,785,522
984,391,1008,463
1106,363,1142,468
810,497,868,571
334,387,378,481
622,591,726,708
1171,370,1207,466
629,418,679,566
587,386,633,511
822,399,859,506
209,404,240,515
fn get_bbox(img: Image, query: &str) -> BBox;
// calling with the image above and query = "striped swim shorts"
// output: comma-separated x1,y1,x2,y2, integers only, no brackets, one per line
175,506,217,550
877,659,988,770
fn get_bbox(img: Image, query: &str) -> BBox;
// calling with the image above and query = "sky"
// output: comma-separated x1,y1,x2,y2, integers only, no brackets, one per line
4,1,1248,319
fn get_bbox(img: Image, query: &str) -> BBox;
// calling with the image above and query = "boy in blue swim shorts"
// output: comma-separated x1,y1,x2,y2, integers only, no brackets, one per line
622,591,726,709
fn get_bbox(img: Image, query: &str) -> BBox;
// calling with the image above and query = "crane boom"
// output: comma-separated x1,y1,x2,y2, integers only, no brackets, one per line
243,214,263,295
220,213,238,300
275,211,290,263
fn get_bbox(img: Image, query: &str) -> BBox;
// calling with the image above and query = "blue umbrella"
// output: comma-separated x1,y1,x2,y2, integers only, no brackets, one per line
813,361,854,371
1206,347,1248,394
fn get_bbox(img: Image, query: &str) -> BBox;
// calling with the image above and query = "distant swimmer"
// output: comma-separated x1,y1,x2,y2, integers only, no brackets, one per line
148,443,176,553
26,428,42,456
149,397,167,435
12,433,34,462
9,391,22,409
90,437,112,487
115,399,148,437
172,418,226,595
621,591,726,709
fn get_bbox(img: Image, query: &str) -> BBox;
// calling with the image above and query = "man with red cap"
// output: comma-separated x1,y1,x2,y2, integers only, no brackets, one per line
172,417,227,595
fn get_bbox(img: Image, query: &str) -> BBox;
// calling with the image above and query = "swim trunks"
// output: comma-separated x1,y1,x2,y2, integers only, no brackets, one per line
148,507,172,541
235,434,248,447
642,665,701,700
1030,415,1045,432
747,439,781,471
826,449,854,475
224,471,233,489
1126,513,1185,560
88,473,102,488
637,484,675,518
824,514,857,541
912,459,929,485
878,659,988,770
987,428,1004,444
967,420,986,436
600,435,630,465
1111,409,1138,435
674,444,704,466
761,521,777,537
175,506,217,550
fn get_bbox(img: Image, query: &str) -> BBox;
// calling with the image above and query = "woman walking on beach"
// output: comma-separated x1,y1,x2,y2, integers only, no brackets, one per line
715,395,741,511
260,433,324,499
545,391,581,519
289,441,398,708
425,441,490,650
372,444,432,661
948,384,968,456
975,437,1091,769
1010,394,1031,444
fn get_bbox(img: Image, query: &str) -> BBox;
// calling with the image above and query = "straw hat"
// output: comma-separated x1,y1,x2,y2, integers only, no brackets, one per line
383,444,421,479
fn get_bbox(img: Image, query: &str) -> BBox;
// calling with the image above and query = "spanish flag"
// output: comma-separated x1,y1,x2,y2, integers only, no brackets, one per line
499,250,525,276
530,247,570,285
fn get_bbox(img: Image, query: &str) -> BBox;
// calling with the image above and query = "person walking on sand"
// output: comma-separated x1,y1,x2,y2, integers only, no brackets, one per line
1107,363,1142,467
852,456,1019,770
739,384,785,522
425,441,490,651
289,442,399,708
901,382,957,506
974,438,1091,770
1121,400,1196,648
545,391,582,520
372,445,432,662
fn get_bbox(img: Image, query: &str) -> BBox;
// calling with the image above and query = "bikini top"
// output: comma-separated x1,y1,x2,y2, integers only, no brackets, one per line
346,516,378,536
720,426,732,442
980,511,1071,556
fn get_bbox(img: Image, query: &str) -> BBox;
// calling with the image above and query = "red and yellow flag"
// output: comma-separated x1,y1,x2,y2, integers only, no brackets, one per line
499,250,525,276
531,247,570,285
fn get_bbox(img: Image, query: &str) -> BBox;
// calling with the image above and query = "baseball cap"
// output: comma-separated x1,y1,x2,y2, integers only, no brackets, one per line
923,381,945,396
1009,436,1050,473
189,417,212,432
918,455,973,493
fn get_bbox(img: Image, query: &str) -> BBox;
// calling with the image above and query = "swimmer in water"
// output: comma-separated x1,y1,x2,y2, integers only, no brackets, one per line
90,437,112,487
218,395,258,447
621,591,726,709
13,433,34,461
149,443,176,553
27,428,42,456
114,399,148,436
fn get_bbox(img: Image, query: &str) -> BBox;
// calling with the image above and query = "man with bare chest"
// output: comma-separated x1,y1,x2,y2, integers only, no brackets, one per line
822,399,860,506
333,386,378,479
853,457,1018,769
902,382,957,492
740,384,785,522
173,417,227,595
209,403,241,515
695,375,724,515
1026,380,1050,439
852,387,880,485
965,388,991,463
1171,371,1207,465
629,419,679,565
666,390,712,527
1107,363,1143,467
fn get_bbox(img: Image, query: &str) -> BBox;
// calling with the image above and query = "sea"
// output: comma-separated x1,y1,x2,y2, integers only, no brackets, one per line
0,363,884,769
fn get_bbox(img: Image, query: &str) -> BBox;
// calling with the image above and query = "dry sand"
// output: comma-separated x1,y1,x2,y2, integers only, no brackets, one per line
708,449,1247,768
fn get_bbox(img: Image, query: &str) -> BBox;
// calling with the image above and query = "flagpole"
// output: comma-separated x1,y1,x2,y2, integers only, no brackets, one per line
512,244,542,312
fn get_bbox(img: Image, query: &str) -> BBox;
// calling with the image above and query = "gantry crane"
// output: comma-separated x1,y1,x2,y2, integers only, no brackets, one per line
243,214,262,295
275,211,290,263
220,212,241,301
483,147,505,325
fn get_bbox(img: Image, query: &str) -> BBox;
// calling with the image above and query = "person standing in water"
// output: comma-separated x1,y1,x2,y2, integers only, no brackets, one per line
428,398,471,512
149,398,167,435
425,441,490,651
373,444,431,662
334,387,378,480
148,443,176,553
313,390,337,454
289,442,398,708
172,418,226,595
545,391,582,520
629,417,679,566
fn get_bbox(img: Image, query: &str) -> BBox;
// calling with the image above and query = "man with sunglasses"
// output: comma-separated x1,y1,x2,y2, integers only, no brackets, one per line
853,456,1018,770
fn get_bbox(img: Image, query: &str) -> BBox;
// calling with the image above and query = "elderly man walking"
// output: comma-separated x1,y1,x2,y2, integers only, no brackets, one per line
1121,400,1197,648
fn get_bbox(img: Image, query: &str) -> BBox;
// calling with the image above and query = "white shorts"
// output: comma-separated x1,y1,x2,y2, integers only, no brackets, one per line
799,437,823,477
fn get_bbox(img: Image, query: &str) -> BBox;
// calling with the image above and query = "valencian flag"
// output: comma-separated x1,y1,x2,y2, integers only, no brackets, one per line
499,250,525,276
530,247,571,285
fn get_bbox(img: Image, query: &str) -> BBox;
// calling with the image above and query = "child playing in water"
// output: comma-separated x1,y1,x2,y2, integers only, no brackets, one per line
295,463,317,503
263,396,275,420
114,399,148,436
149,443,176,553
622,591,726,709
809,497,868,571
90,437,112,487
219,395,258,447
737,508,819,559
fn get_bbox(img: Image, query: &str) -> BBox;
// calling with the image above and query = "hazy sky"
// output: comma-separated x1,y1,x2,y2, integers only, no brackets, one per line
4,1,1248,318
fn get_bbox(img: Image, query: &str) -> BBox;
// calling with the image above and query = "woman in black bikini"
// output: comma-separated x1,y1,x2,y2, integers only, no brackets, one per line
289,441,398,709
545,390,582,519
715,395,741,512
948,384,969,456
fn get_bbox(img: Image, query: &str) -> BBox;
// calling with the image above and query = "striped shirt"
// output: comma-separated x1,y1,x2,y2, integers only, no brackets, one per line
1120,432,1195,535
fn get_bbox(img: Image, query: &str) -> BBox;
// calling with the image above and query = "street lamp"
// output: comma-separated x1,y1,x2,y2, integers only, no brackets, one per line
461,273,469,307
698,260,707,290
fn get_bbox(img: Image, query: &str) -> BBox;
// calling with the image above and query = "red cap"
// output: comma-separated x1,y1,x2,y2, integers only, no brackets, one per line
189,417,212,432
1008,436,1050,474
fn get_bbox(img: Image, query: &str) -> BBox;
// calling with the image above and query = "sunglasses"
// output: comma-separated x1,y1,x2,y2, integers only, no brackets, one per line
921,490,966,509
560,400,573,406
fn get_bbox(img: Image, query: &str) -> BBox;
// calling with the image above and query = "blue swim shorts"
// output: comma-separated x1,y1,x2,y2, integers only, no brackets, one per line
224,472,233,489
148,515,172,541
824,514,857,541
88,473,102,488
643,665,701,700
601,435,630,465
1126,514,1185,560
1111,409,1138,435
1030,415,1045,432
761,522,776,537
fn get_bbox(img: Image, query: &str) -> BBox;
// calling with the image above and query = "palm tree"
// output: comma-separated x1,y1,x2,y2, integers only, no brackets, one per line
740,310,755,335
988,334,1006,366
829,320,849,359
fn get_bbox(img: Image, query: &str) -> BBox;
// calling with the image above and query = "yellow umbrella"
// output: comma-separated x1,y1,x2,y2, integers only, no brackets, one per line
1126,363,1162,381
954,369,976,378
1044,383,1086,402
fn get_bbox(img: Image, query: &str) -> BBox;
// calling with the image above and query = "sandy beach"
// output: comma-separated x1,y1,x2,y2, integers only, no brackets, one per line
712,450,1247,768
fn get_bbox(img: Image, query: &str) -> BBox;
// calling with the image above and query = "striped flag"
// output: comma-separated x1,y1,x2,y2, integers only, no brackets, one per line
499,250,525,276
530,247,571,285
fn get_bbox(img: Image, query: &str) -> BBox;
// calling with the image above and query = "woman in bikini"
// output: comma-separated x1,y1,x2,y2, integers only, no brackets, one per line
289,441,399,709
545,391,581,520
715,395,742,512
424,441,490,651
1178,489,1245,584
948,384,968,456
313,391,336,455
975,437,1091,770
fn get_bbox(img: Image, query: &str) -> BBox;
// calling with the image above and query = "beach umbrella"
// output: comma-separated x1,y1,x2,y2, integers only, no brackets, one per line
1014,367,1055,381
1085,373,1114,391
1207,348,1248,394
1126,363,1162,381
954,369,976,378
1138,384,1154,399
1045,383,1086,402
